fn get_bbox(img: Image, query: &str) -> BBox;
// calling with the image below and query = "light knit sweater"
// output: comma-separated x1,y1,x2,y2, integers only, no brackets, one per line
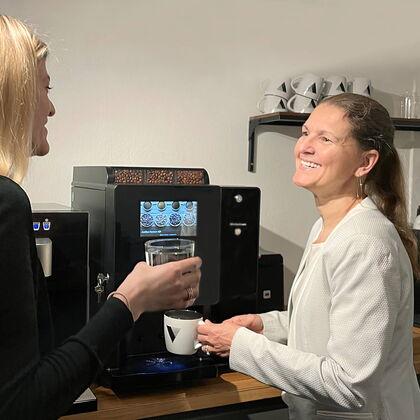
230,197,420,420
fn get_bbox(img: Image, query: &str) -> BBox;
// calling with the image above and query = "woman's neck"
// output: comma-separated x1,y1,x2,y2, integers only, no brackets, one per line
314,195,363,243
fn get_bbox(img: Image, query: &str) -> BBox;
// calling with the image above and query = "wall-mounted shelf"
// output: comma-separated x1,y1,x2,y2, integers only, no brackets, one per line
248,112,420,172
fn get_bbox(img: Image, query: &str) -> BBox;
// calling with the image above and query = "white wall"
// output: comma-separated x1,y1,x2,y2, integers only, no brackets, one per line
3,0,420,302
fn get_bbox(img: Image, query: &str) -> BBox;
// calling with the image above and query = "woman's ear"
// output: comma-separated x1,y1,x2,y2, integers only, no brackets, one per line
355,149,379,178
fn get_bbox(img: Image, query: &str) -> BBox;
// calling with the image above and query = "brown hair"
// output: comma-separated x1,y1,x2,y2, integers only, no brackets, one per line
322,93,419,279
0,15,48,182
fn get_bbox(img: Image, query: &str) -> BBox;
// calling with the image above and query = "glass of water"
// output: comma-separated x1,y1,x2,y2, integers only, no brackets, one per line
144,238,195,266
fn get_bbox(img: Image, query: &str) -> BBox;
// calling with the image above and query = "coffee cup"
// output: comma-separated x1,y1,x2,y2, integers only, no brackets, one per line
257,94,288,114
287,94,317,113
323,75,347,97
291,73,324,100
164,309,203,355
264,78,292,99
348,77,372,97
145,238,195,266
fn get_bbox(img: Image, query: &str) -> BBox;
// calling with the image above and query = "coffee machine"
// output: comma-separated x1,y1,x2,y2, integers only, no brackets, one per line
71,166,282,389
31,204,89,346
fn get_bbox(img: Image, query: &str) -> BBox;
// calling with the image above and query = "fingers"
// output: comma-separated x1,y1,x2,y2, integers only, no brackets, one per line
171,256,202,274
197,321,215,339
136,261,148,268
200,344,230,358
181,269,200,286
201,344,211,356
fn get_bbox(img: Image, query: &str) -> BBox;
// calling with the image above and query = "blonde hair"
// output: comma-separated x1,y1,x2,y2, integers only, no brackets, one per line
0,15,48,183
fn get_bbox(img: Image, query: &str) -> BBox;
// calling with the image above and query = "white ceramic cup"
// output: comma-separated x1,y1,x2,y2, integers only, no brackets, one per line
291,73,324,100
257,94,288,113
164,309,203,355
323,75,347,97
287,94,317,113
348,77,372,97
264,78,292,99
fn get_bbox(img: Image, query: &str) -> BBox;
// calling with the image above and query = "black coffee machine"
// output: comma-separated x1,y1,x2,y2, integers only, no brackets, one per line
31,204,89,346
71,166,283,390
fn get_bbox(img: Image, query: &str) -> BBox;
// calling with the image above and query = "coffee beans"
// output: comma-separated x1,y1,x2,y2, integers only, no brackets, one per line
147,169,174,184
176,170,205,184
112,168,208,185
114,169,143,184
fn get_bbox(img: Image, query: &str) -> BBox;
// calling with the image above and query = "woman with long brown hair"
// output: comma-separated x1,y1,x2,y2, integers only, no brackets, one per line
198,93,420,419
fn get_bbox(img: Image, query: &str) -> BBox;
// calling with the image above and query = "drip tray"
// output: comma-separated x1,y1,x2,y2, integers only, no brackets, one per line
100,352,229,391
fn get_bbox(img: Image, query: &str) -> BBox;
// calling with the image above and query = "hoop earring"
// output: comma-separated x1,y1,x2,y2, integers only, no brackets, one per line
356,177,364,199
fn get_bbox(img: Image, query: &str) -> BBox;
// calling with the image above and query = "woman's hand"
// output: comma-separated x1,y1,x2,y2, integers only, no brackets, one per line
197,320,242,358
222,314,264,334
115,257,202,321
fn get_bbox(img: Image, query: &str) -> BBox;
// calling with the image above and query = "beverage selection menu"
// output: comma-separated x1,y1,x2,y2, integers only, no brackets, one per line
139,200,198,237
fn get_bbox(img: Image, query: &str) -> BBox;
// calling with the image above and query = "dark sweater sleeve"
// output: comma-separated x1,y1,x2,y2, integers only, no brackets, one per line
0,177,133,419
7,299,133,420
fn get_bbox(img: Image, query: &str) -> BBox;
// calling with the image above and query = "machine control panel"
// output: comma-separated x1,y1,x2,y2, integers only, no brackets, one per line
140,200,198,237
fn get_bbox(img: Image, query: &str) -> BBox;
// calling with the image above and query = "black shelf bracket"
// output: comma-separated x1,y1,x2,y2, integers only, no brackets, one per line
248,119,259,172
248,112,308,172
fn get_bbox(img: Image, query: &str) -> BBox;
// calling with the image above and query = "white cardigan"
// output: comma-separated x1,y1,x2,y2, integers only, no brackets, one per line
230,197,420,420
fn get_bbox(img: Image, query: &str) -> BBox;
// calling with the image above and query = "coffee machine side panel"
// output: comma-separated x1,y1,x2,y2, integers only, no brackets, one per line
219,187,260,299
72,186,108,317
104,186,117,289
32,210,89,345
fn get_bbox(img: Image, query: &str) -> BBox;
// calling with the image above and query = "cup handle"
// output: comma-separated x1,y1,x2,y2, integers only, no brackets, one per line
287,96,296,112
195,319,205,349
257,97,266,113
291,76,302,91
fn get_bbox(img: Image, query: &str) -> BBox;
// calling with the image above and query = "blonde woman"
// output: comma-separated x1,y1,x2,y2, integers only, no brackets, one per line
0,16,201,419
198,94,420,419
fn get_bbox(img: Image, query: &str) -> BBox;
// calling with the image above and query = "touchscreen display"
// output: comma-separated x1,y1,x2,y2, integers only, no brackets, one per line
140,200,198,237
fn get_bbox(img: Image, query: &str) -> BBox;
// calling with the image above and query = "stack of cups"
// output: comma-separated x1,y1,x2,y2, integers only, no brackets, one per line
347,77,372,97
257,78,293,114
322,75,348,99
287,73,324,113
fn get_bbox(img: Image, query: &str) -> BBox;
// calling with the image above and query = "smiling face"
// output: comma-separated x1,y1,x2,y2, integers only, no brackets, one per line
32,59,55,156
292,103,366,200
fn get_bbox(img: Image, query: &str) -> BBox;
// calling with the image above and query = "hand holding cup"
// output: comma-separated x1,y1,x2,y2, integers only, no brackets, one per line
222,314,264,334
197,319,242,358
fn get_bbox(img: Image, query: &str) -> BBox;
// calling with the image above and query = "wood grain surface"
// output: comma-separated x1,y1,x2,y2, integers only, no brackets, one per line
62,328,420,419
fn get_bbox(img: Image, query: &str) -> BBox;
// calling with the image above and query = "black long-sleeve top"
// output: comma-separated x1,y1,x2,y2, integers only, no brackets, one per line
0,175,133,419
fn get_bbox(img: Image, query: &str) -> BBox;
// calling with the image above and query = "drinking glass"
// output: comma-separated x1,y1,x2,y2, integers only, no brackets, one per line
144,238,195,266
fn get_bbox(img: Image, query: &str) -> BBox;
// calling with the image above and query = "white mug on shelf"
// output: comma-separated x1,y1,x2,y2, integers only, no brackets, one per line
323,75,347,97
348,77,372,97
257,94,288,114
287,94,317,113
264,78,292,99
291,73,324,100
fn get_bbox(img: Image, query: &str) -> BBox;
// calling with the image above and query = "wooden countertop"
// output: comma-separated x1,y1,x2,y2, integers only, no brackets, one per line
61,371,282,419
62,327,420,419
